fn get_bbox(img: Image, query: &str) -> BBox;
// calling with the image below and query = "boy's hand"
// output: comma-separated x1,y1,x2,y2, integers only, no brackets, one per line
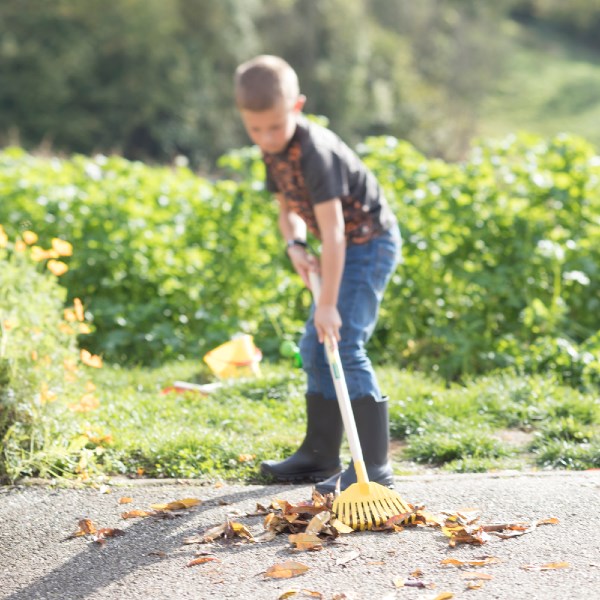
287,246,319,288
314,304,342,344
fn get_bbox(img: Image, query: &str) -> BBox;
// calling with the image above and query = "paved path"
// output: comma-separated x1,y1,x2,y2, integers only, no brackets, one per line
1,471,599,600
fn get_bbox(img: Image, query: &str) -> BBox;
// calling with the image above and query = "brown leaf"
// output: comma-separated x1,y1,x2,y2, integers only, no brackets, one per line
278,591,323,599
460,572,494,580
265,561,309,579
227,520,254,541
118,497,133,504
289,533,323,551
187,557,220,567
305,511,331,535
335,550,360,566
330,519,354,534
255,530,278,543
150,498,201,511
521,562,570,572
121,510,153,519
442,524,491,546
537,517,560,526
441,556,500,568
432,594,454,600
393,578,434,589
76,518,97,536
466,581,485,590
95,528,125,540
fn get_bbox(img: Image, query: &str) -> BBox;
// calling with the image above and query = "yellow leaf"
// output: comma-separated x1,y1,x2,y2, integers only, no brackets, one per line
288,533,323,551
118,497,133,504
441,557,500,567
432,594,454,600
331,519,354,534
305,511,331,535
150,498,201,511
265,561,309,579
121,510,152,519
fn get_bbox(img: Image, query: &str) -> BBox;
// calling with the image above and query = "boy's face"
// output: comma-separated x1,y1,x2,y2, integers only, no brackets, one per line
240,96,305,155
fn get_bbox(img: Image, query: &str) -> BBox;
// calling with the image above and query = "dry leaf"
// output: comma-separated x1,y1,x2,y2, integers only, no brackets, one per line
393,578,434,590
305,511,331,535
335,550,360,566
77,518,97,536
255,530,278,543
118,497,133,505
536,517,559,526
187,557,220,567
460,572,494,580
521,562,570,572
278,591,323,599
228,520,254,541
466,581,485,590
441,556,500,568
331,519,354,534
121,509,153,519
150,498,201,511
289,533,323,551
442,523,491,547
93,528,125,545
265,561,309,579
432,594,454,600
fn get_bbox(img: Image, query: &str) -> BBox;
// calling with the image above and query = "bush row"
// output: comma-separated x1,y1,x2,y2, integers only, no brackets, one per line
1,133,599,383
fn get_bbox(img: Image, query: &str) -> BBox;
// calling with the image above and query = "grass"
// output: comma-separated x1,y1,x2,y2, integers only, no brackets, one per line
478,19,600,151
8,360,597,483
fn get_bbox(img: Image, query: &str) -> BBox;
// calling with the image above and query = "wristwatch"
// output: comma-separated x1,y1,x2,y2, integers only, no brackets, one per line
286,239,308,251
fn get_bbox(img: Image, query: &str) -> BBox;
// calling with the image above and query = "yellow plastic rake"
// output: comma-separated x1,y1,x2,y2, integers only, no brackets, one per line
309,272,411,530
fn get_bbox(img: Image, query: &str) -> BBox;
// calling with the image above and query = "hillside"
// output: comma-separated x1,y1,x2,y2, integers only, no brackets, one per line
478,19,600,150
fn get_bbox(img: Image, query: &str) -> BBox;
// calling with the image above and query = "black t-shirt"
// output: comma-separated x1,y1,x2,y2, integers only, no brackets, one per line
263,116,396,245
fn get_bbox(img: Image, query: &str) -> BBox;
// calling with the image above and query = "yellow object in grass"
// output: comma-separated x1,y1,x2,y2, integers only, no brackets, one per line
203,334,262,379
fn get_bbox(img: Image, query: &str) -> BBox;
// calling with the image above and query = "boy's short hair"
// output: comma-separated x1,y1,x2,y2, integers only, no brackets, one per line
234,55,299,111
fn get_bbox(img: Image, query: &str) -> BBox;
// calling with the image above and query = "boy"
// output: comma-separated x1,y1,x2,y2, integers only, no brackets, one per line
234,55,401,493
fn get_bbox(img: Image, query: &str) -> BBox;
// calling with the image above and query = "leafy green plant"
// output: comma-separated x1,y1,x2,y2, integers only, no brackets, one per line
0,225,104,481
1,132,599,385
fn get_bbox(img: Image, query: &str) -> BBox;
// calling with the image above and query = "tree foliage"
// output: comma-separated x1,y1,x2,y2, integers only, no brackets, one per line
4,0,593,164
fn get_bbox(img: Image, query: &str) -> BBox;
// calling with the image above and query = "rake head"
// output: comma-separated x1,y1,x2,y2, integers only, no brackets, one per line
332,481,412,531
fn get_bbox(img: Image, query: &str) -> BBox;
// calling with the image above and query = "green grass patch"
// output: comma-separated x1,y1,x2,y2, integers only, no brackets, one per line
3,355,599,481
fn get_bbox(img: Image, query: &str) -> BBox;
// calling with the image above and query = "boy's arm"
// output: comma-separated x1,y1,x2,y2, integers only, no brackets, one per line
276,194,317,288
313,198,345,343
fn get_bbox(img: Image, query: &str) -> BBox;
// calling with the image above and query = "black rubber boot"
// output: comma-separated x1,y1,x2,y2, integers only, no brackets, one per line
315,395,393,494
260,393,344,482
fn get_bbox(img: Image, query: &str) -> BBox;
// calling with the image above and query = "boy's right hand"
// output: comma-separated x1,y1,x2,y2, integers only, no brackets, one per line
287,246,319,289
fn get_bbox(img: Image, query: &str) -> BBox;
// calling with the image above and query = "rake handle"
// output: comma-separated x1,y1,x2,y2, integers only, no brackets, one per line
308,271,369,486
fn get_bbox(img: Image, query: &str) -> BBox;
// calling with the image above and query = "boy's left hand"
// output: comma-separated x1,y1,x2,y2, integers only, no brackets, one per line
314,304,342,344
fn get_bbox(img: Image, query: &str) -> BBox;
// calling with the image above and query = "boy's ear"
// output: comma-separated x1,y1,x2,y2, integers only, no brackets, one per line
293,94,307,112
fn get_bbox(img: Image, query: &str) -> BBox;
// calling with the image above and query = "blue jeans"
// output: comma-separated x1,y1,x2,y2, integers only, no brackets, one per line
299,224,401,402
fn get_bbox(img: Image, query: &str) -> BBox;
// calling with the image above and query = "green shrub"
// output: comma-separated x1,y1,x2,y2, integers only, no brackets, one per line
0,226,103,481
1,132,599,385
